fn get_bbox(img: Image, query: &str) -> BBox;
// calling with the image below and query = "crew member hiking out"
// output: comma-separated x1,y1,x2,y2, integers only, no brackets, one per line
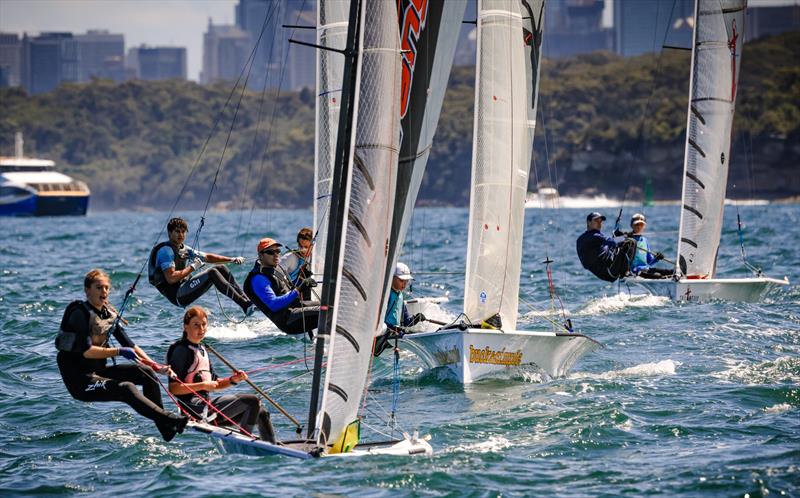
280,227,314,300
167,306,276,443
55,269,188,442
148,217,253,315
576,212,636,282
628,213,674,279
243,238,320,337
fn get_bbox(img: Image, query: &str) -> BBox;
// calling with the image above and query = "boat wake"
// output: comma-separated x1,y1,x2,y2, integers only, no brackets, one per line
446,435,512,454
577,294,670,315
713,356,800,385
207,318,284,341
572,359,679,380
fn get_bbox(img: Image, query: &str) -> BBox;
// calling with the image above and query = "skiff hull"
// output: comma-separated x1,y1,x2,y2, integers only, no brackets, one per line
401,327,601,384
188,422,433,459
627,276,789,302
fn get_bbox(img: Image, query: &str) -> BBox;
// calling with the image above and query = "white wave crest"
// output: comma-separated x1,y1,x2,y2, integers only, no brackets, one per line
447,435,512,454
577,294,670,315
714,356,800,385
763,403,793,414
207,318,283,341
573,359,679,380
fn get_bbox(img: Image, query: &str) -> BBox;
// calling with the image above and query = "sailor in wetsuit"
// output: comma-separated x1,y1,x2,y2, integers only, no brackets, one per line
280,227,314,300
166,306,276,443
55,269,188,441
576,212,637,282
148,217,253,315
243,238,320,337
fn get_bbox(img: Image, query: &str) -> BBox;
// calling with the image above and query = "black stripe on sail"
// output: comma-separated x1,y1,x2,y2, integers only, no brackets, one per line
688,138,706,158
690,105,706,125
342,268,367,301
681,237,698,248
683,204,704,219
353,154,374,190
686,171,706,189
335,325,360,353
348,212,371,246
328,382,348,402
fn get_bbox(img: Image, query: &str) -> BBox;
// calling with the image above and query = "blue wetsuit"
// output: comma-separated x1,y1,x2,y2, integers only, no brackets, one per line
576,229,635,282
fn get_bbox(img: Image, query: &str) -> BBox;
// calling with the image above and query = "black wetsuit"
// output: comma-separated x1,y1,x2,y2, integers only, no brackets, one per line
148,242,251,311
576,229,637,282
243,263,320,337
166,339,276,443
55,301,186,441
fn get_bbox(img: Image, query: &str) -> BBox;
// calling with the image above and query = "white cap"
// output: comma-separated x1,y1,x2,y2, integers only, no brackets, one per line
394,262,414,281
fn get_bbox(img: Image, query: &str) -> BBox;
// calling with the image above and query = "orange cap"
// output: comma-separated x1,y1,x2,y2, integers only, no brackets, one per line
257,238,282,253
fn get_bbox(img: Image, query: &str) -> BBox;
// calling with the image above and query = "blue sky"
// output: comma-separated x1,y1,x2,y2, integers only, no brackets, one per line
0,0,795,81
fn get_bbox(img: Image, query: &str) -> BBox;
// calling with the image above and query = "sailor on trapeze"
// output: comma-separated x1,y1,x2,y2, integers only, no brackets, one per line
576,212,637,282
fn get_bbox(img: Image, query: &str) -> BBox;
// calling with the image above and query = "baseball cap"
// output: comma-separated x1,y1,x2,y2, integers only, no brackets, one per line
257,238,282,253
394,262,414,281
630,213,647,226
586,212,606,222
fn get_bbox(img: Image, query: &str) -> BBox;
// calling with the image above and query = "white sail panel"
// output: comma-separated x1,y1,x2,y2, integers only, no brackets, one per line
317,0,401,447
464,0,544,330
676,0,746,278
313,0,350,279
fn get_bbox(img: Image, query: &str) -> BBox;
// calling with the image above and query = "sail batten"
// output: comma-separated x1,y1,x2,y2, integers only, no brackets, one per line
676,0,746,279
464,0,544,330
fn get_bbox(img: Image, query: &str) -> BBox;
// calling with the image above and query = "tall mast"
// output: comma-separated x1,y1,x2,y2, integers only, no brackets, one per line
306,0,362,440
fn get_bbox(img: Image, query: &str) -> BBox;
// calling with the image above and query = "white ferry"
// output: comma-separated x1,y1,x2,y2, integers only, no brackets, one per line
0,133,89,216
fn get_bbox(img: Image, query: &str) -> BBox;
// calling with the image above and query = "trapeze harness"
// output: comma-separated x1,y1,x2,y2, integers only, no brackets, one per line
243,263,297,331
148,242,189,305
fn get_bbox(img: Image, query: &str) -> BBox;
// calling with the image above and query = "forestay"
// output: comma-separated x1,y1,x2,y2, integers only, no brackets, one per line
315,0,402,448
676,0,746,278
313,0,350,278
464,0,544,330
383,0,467,296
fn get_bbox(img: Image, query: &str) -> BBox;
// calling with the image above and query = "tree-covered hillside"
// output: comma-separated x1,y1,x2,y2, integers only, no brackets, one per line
1,32,797,209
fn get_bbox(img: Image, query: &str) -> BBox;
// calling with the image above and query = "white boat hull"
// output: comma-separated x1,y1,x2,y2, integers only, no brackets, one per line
400,327,601,384
627,276,789,302
187,422,432,459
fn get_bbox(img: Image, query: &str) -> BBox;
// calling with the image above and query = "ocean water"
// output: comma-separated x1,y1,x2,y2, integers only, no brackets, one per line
1,205,798,497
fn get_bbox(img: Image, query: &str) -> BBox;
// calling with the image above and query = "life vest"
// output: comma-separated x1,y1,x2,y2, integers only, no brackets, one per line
243,262,296,331
631,235,650,272
384,289,405,327
286,249,309,284
182,342,213,384
148,241,189,305
55,300,118,353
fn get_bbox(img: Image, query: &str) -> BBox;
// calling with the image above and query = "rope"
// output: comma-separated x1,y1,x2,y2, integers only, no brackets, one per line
391,337,400,437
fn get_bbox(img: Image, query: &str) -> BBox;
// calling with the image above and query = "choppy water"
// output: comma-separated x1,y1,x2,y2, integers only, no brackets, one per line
1,206,798,497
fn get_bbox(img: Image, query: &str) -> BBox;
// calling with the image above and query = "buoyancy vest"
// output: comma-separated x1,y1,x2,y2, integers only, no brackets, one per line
243,262,296,331
148,241,189,305
631,235,650,272
182,343,213,384
55,300,118,353
384,289,405,327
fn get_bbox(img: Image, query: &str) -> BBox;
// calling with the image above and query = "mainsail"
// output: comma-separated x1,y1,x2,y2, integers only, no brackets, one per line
383,0,467,297
313,0,350,279
313,0,402,448
676,0,746,278
463,0,544,330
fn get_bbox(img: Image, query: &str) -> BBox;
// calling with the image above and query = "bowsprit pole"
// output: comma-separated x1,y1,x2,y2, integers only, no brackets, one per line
203,341,303,434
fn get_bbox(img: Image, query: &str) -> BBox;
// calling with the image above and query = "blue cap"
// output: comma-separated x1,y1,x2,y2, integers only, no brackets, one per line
587,212,606,222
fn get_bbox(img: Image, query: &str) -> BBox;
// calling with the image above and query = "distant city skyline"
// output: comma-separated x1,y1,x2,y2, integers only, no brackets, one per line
0,0,796,82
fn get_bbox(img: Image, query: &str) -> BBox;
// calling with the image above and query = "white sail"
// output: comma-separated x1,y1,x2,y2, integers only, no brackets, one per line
316,0,402,447
676,0,746,278
464,0,544,330
313,0,350,279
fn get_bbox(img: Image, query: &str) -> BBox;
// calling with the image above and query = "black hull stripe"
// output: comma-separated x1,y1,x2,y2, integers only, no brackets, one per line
335,325,360,353
342,268,367,301
328,383,348,402
681,237,699,248
686,171,706,189
688,138,706,158
683,204,704,219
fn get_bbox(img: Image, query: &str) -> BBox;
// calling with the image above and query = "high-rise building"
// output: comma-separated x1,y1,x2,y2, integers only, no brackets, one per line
74,30,125,82
20,32,74,95
284,8,315,91
0,33,21,88
128,46,187,81
614,0,694,57
544,0,614,58
201,19,251,85
745,5,800,41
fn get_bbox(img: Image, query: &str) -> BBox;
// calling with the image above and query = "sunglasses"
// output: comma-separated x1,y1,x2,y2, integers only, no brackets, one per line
260,249,281,256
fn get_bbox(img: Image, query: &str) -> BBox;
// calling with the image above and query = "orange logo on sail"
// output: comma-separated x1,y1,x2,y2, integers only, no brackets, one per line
398,0,428,118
